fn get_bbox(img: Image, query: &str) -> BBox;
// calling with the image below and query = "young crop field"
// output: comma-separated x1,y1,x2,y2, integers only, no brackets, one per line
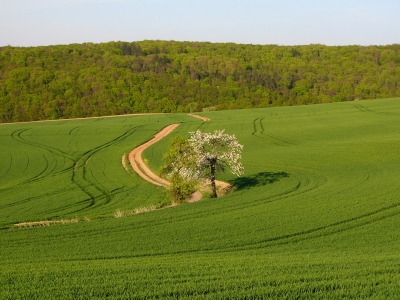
1,98,400,299
0,113,199,226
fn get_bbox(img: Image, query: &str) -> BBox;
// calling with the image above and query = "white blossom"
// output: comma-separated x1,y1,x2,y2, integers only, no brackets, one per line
188,129,244,177
166,129,243,198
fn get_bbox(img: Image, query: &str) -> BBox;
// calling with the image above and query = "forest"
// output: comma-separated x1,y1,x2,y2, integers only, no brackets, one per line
0,40,399,122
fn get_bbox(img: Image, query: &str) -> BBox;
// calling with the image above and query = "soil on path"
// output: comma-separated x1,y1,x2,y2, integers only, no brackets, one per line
127,124,202,202
187,113,210,122
0,113,166,126
128,124,178,187
127,122,232,204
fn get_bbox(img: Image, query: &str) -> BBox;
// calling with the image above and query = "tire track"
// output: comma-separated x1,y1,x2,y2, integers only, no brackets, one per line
4,129,56,189
148,164,329,232
228,194,400,252
353,104,400,116
7,128,74,189
0,187,76,209
212,174,400,253
69,127,79,135
0,152,12,180
220,168,323,219
252,117,296,146
353,104,371,113
22,152,30,173
7,126,143,212
71,125,144,208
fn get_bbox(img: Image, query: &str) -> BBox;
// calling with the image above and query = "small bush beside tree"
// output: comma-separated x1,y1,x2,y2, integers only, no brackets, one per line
161,130,244,202
161,136,198,204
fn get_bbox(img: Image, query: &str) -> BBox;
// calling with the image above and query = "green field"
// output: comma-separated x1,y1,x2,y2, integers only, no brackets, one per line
1,98,400,299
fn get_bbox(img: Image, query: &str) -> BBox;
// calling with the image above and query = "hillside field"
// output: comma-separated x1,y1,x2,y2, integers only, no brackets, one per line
1,98,400,299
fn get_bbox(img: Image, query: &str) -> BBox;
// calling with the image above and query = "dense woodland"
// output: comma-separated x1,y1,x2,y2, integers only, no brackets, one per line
0,41,399,122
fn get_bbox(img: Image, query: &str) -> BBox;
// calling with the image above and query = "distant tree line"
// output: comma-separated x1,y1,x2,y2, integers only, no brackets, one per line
0,40,399,122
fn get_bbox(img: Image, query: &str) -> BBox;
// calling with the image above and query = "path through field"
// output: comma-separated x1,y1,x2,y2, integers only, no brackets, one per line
3,98,400,299
187,113,210,121
128,124,178,186
127,123,202,202
0,113,166,126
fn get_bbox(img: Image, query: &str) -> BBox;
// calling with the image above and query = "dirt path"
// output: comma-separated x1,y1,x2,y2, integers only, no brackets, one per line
121,153,130,173
128,124,179,187
126,121,232,205
187,113,210,121
127,123,203,202
0,113,166,126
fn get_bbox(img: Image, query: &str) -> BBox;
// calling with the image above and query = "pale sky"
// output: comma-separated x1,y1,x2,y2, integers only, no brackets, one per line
0,0,399,47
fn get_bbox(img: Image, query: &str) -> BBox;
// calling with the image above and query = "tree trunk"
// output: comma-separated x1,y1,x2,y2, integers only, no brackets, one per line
210,163,217,198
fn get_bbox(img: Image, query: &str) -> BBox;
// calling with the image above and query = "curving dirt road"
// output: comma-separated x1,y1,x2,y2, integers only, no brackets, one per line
187,113,210,121
127,124,202,202
0,113,166,126
126,120,232,204
128,124,179,187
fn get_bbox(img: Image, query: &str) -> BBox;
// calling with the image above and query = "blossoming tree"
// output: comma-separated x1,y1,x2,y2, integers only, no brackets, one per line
188,129,244,198
162,130,244,201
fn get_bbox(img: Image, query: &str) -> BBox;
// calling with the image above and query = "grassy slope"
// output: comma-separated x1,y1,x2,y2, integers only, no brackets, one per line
0,113,197,226
1,98,400,299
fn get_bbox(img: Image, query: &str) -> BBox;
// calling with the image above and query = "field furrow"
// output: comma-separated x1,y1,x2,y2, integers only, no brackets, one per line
1,99,400,298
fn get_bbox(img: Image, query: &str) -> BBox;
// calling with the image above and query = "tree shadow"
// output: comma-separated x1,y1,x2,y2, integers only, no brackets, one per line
229,171,289,191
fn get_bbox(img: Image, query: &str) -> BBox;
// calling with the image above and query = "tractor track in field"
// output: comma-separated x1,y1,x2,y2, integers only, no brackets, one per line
5,128,81,196
353,104,400,116
0,152,12,179
70,125,144,209
208,169,400,253
6,125,144,212
226,195,400,253
22,152,30,173
160,166,329,227
252,117,296,146
0,187,76,210
2,129,59,191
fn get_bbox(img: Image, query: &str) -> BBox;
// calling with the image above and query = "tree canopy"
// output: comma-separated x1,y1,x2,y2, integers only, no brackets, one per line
162,130,243,200
188,129,244,198
161,135,198,204
1,41,400,123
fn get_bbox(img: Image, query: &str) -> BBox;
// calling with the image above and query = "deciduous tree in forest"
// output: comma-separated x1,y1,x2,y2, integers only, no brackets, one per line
1,41,400,123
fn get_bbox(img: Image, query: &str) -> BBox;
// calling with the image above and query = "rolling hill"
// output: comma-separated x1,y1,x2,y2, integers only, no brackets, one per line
1,98,400,299
1,41,400,123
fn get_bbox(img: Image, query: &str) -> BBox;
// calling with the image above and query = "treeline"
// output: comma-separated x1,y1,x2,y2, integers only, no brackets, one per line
0,40,399,122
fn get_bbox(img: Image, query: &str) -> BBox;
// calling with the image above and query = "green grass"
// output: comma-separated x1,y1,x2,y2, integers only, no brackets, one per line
1,98,400,299
0,113,196,226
